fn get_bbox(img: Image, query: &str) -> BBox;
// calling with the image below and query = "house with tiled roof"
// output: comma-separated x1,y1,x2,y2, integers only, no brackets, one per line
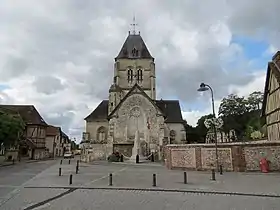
83,29,186,162
0,105,48,159
261,51,280,141
45,125,71,157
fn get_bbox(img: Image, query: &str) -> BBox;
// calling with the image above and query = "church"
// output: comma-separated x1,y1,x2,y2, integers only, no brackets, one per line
82,28,186,162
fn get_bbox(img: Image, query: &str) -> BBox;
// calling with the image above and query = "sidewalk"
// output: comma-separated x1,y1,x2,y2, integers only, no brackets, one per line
22,161,280,196
0,157,62,167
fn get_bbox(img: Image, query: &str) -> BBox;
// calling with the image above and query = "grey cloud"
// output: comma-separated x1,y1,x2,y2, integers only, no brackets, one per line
0,0,276,140
32,76,65,95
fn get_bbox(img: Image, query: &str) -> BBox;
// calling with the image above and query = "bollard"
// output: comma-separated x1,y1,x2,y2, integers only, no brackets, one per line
211,169,216,181
76,165,79,174
68,159,71,164
184,171,187,184
109,173,113,186
151,153,154,162
152,174,157,187
60,159,63,165
219,165,223,175
69,174,73,185
136,154,139,164
59,167,62,176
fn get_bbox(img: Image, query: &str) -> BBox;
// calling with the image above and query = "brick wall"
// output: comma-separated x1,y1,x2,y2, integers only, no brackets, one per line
164,140,280,172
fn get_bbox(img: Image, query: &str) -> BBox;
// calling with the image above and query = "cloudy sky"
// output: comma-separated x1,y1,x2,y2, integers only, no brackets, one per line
0,0,279,142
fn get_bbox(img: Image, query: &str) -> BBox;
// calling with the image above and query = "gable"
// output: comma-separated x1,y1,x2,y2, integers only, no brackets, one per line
262,62,280,116
108,83,163,118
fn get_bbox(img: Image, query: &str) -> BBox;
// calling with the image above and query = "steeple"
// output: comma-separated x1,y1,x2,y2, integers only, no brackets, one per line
115,17,153,61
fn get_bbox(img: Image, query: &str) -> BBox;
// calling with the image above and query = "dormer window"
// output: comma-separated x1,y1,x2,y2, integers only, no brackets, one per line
132,47,138,57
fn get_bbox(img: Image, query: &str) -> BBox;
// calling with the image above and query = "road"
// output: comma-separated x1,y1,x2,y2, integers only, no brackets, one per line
0,160,279,209
0,159,58,204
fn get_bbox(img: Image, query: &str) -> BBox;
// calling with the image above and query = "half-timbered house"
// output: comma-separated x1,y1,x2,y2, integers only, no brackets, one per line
262,51,280,141
0,105,48,159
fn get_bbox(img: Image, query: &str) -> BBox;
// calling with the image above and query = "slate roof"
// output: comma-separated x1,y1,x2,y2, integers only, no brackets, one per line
85,99,184,123
261,51,280,117
155,100,184,123
0,105,47,126
46,125,60,136
84,100,109,121
115,33,153,60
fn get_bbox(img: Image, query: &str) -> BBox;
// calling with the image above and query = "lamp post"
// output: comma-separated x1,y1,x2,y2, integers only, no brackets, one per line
197,83,219,172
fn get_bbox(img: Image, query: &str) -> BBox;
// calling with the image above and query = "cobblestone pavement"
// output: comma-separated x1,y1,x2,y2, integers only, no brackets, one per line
0,160,280,209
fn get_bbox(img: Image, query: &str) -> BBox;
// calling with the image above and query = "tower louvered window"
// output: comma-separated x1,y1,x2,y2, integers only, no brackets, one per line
127,69,133,82
137,69,143,82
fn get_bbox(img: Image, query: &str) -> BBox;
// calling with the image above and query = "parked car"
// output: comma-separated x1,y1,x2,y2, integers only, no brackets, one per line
64,151,74,159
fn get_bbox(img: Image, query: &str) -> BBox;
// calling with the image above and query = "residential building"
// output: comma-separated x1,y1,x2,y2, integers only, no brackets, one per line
0,105,48,159
262,51,280,141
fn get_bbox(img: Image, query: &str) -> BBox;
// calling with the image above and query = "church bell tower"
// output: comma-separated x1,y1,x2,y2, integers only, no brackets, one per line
108,19,156,115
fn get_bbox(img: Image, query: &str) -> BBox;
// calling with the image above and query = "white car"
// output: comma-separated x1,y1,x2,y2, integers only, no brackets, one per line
64,152,73,159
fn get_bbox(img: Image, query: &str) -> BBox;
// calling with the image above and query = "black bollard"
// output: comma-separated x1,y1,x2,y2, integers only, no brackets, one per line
68,159,71,164
211,169,216,181
60,159,63,165
219,165,223,175
184,171,187,184
59,167,62,176
136,154,139,164
69,174,73,185
76,165,79,174
151,153,154,162
109,173,113,186
153,174,157,187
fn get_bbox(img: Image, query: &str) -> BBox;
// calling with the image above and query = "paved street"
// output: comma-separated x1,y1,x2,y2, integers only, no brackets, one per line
0,160,279,209
0,159,59,206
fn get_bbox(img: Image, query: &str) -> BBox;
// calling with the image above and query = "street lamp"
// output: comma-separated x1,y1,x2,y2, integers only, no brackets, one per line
197,82,219,172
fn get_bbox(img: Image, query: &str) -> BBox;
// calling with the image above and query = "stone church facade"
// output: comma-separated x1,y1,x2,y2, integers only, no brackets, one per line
82,30,186,162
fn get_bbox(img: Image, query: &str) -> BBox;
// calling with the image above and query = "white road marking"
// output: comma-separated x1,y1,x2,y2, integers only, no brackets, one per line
84,166,128,186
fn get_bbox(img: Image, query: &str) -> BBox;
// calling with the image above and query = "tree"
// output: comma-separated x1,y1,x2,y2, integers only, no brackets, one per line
0,113,25,148
195,114,214,143
70,140,78,150
218,92,264,140
246,91,264,111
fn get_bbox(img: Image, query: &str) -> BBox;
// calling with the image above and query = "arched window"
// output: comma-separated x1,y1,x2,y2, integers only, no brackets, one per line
170,130,176,144
127,69,133,82
97,126,107,143
137,69,143,82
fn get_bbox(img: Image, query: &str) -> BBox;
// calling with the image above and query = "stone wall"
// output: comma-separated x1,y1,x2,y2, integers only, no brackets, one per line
82,144,113,162
164,140,280,172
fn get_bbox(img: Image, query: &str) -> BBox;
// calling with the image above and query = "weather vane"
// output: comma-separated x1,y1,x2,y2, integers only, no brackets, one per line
130,15,138,35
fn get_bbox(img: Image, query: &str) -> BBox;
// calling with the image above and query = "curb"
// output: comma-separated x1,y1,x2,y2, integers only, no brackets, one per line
25,186,280,198
0,158,57,167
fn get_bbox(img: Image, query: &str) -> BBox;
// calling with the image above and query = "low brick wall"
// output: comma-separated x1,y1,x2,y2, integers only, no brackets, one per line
164,140,280,172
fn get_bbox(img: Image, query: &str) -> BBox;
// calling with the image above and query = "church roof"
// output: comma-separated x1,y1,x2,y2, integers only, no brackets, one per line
155,100,184,123
85,99,184,123
115,33,154,60
84,100,109,121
